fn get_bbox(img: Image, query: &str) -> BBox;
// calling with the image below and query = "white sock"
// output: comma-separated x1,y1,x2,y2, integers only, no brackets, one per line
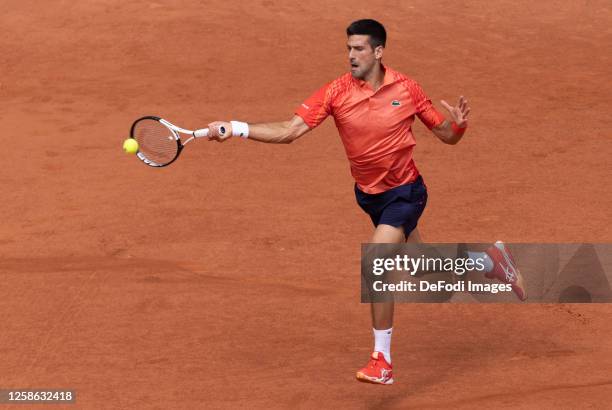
467,251,494,273
373,327,392,364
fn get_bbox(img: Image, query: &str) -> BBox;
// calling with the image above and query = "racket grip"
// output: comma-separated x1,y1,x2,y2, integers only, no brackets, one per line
193,128,209,138
193,126,226,138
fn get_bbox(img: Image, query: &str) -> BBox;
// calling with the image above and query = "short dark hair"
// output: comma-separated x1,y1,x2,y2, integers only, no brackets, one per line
346,19,386,48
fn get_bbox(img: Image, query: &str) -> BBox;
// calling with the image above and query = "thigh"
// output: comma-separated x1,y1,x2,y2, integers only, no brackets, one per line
378,191,427,238
370,224,405,244
356,177,428,238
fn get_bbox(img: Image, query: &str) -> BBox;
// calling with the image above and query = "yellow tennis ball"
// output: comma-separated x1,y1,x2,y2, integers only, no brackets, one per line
123,138,139,154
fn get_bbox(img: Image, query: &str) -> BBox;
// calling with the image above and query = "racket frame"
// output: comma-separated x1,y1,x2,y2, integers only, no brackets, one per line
129,115,211,167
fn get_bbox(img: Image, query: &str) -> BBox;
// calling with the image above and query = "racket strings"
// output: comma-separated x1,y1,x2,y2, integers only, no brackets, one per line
133,120,179,165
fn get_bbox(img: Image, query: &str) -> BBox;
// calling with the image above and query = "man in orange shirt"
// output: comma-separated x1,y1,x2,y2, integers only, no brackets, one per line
208,19,524,385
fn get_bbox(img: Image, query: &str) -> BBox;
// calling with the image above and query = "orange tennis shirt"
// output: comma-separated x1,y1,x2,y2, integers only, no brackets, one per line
295,65,445,194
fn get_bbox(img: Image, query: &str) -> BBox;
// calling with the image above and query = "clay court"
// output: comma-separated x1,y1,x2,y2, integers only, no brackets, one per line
2,0,612,408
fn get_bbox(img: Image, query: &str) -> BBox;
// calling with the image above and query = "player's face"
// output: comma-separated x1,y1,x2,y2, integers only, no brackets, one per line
347,35,383,79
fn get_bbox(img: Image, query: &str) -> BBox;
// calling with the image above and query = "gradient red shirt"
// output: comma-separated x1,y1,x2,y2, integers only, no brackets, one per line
295,66,445,194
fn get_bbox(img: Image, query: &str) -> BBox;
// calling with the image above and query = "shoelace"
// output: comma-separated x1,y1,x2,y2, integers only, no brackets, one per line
502,265,516,282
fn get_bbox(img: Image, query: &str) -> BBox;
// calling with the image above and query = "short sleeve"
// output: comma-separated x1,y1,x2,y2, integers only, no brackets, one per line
407,81,445,130
294,83,333,129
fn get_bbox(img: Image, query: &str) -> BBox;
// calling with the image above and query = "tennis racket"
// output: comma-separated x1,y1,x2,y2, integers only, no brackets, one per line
129,116,225,167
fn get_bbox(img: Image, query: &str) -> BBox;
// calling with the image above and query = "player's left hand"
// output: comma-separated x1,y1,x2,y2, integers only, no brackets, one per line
441,96,470,127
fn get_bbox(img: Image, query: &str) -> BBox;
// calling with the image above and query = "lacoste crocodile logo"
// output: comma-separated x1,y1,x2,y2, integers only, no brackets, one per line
391,100,401,106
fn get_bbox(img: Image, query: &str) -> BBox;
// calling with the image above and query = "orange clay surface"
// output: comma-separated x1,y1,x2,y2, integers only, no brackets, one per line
1,0,611,408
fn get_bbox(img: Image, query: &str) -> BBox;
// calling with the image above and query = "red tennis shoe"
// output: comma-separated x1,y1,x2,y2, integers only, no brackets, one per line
356,352,394,385
485,241,527,301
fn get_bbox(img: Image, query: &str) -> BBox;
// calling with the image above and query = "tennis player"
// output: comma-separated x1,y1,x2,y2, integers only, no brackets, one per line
207,19,525,385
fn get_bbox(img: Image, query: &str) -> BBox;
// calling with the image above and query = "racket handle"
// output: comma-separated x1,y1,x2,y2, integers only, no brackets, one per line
193,128,209,138
193,126,226,138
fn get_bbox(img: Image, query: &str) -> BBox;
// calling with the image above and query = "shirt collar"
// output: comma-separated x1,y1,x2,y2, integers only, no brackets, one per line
352,64,396,91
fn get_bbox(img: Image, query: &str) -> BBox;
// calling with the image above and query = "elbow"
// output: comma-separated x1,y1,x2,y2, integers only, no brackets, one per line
278,127,300,144
278,133,296,144
277,118,309,144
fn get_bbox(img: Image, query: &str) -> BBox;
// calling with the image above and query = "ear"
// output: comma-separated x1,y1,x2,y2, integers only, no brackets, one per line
374,45,384,60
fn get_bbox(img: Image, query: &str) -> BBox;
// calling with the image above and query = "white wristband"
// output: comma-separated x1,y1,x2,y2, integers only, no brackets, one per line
230,121,249,138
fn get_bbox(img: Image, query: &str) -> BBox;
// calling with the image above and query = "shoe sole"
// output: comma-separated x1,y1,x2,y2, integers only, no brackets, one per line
356,372,394,385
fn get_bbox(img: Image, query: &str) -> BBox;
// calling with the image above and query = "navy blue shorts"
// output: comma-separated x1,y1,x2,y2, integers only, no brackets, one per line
354,175,428,238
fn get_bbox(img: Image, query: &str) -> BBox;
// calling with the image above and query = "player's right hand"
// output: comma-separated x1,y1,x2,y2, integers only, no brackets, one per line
207,121,232,142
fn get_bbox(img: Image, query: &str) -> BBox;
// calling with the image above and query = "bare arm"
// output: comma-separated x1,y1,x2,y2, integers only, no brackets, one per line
431,120,463,145
431,96,470,145
207,115,311,144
